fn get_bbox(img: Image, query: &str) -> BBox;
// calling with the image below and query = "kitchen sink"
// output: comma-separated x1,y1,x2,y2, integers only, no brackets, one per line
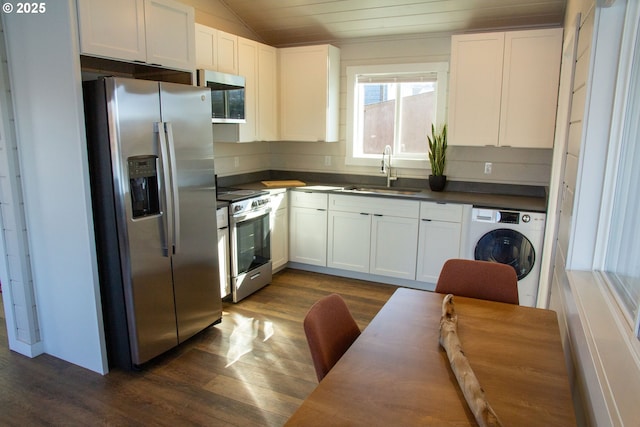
302,185,345,191
337,186,423,196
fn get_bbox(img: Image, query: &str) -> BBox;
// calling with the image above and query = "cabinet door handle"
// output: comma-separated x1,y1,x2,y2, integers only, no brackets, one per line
373,214,383,217
360,212,370,216
421,218,432,222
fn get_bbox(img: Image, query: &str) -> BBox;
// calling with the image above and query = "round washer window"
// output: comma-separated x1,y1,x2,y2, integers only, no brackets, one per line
474,228,535,280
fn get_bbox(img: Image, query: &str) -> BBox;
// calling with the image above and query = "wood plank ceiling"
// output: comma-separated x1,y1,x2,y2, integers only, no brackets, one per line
219,0,567,47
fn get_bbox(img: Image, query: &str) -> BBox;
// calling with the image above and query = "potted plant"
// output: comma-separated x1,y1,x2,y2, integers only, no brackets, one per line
428,123,447,191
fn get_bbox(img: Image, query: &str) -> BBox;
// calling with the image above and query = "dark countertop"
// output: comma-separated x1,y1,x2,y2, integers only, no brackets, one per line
236,181,547,213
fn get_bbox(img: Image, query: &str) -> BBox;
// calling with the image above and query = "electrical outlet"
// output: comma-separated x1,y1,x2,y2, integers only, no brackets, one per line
324,156,331,166
234,157,240,168
484,162,492,174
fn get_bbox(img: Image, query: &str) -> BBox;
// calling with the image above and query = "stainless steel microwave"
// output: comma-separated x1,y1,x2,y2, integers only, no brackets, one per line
197,69,245,123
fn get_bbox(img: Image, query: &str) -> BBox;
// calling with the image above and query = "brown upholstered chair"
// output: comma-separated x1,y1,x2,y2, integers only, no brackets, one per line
435,259,519,305
303,293,361,382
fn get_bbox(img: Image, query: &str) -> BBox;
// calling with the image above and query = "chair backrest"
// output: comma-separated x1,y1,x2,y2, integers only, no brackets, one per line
303,293,361,382
435,259,519,305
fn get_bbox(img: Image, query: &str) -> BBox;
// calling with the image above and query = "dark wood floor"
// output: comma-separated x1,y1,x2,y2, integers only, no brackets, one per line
0,269,397,426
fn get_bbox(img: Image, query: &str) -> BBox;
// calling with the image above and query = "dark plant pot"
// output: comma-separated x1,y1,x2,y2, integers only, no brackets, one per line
429,175,447,192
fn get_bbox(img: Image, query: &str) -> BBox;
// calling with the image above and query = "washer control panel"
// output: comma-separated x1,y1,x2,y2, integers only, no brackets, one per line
471,208,545,229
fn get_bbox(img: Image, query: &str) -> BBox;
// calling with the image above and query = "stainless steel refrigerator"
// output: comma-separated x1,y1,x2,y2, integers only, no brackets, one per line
83,77,221,369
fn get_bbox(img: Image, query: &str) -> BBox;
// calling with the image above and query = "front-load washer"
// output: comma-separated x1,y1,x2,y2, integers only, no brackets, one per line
466,208,546,307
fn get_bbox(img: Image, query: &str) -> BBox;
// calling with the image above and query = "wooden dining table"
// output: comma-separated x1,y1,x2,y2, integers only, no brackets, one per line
286,288,577,426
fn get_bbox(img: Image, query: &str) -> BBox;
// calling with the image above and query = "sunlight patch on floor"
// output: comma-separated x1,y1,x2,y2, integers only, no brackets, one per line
225,314,258,367
224,312,276,367
263,321,274,342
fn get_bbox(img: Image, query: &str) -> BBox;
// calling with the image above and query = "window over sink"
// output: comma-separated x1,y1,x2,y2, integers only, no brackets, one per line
345,62,448,168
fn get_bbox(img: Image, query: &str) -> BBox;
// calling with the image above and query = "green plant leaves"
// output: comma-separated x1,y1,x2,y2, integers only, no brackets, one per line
428,123,447,176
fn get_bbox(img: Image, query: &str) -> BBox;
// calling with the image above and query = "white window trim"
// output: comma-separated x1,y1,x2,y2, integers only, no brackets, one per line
594,0,640,335
345,62,449,168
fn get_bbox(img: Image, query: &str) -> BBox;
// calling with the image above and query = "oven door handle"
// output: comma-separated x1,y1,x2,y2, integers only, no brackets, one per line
231,207,271,224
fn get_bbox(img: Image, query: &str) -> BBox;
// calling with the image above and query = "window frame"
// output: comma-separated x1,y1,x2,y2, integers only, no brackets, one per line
345,62,449,168
594,0,640,337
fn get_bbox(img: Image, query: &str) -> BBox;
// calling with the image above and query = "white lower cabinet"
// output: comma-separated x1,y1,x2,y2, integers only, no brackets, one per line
416,202,469,283
216,206,230,298
289,192,328,266
370,215,419,280
328,195,419,280
327,210,371,272
270,190,288,272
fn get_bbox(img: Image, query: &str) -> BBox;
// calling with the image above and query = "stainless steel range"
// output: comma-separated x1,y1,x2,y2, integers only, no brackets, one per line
217,188,272,302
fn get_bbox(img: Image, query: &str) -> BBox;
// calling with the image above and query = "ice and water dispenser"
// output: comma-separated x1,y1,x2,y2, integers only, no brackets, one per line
128,155,160,219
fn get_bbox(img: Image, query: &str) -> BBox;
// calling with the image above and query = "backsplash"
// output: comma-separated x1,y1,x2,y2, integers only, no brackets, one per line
217,169,547,199
213,141,552,187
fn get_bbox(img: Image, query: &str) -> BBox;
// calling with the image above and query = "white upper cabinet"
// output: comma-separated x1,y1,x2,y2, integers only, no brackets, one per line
144,0,195,70
194,25,238,74
448,28,562,148
448,32,504,147
279,44,340,142
238,37,258,142
216,30,239,75
77,0,195,71
499,29,563,148
258,43,279,141
77,0,146,63
237,37,278,142
195,23,217,70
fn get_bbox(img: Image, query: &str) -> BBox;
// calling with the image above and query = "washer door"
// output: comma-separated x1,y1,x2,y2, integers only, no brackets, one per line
474,228,535,280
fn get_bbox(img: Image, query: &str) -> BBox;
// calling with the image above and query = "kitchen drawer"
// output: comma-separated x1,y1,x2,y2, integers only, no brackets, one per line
290,191,328,209
420,202,463,222
329,194,419,219
270,189,288,211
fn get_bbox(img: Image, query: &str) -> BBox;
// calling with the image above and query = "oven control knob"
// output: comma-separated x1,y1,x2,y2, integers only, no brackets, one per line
234,205,242,214
522,214,531,223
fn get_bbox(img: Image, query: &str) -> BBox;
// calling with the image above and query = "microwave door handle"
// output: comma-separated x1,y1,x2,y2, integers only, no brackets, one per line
156,122,172,257
164,122,181,254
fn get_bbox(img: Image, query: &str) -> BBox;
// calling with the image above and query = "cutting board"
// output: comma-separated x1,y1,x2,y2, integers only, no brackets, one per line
261,180,306,188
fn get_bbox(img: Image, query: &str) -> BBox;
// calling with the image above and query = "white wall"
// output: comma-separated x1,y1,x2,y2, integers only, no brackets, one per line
2,0,107,374
0,19,41,356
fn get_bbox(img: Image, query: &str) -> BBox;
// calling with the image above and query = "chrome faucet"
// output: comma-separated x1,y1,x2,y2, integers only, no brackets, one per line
381,145,397,187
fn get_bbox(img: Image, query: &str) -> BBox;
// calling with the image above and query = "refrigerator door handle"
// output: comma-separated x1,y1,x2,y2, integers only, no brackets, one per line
164,122,181,254
156,122,173,257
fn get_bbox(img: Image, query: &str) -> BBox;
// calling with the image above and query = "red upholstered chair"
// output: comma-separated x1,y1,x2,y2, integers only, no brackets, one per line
435,259,519,305
303,293,361,382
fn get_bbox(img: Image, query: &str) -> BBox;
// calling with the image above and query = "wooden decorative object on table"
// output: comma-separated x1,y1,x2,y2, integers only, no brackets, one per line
439,294,503,427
